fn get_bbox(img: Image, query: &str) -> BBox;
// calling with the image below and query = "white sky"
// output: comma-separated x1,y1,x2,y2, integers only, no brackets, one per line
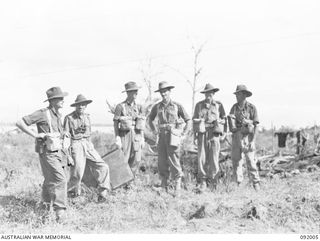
0,0,319,129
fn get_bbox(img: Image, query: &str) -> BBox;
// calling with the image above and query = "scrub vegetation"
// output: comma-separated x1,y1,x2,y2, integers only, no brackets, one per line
0,129,320,233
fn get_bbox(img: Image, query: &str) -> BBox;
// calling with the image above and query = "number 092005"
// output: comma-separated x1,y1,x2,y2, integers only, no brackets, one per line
300,235,318,240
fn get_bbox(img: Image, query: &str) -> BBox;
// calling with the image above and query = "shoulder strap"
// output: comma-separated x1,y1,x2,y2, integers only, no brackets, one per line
121,102,127,116
156,102,163,124
46,109,52,133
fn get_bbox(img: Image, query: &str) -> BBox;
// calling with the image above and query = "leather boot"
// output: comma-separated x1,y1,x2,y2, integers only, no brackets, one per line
55,208,66,223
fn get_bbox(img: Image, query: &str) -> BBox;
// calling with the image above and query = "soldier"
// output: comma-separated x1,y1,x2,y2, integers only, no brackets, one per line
16,87,68,222
113,82,145,177
192,83,226,191
149,81,191,195
64,94,111,202
228,85,260,190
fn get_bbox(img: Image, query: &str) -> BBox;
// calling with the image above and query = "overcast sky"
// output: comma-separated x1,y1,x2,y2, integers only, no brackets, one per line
0,0,319,129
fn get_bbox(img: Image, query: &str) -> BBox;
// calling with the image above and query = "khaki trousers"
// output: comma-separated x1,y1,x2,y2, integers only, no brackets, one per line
68,139,111,195
120,129,142,175
197,131,221,182
231,131,260,184
39,151,67,210
157,131,183,180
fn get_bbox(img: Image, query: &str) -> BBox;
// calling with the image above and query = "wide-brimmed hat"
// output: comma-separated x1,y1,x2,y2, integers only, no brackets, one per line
154,81,175,92
200,83,220,94
70,94,93,107
44,87,68,102
233,84,252,97
122,81,141,93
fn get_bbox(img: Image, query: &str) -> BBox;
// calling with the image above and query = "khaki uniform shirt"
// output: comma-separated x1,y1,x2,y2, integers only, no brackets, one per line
23,107,63,134
23,107,63,155
113,100,143,121
193,100,226,123
64,111,91,140
229,101,259,128
149,100,190,125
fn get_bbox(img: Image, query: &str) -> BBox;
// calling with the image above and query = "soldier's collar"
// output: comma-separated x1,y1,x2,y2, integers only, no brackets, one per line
73,111,85,118
48,106,61,117
125,99,136,106
161,99,173,106
204,99,217,107
236,100,248,109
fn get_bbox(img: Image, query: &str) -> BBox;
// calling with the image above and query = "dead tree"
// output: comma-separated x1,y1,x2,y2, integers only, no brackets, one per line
140,57,162,102
164,40,206,116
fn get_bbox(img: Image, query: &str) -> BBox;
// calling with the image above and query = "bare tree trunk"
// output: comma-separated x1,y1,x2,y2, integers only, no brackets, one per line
163,40,206,116
140,57,162,102
190,42,204,116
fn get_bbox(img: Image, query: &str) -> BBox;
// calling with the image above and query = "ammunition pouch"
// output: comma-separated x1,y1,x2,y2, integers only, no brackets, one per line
196,120,223,134
119,117,134,131
170,128,182,147
35,138,45,153
45,133,62,152
135,117,145,131
228,115,237,133
211,120,223,134
193,119,206,133
240,123,254,135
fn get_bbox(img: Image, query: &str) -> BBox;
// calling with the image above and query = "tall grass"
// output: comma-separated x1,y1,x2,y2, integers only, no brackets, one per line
0,132,320,233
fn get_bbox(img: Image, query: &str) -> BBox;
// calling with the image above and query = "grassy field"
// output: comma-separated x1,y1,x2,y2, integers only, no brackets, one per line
0,130,320,233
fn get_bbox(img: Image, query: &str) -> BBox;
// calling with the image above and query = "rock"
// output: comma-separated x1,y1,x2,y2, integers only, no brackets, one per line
244,203,268,220
189,205,206,220
266,172,274,179
284,172,292,178
290,169,300,175
307,165,319,173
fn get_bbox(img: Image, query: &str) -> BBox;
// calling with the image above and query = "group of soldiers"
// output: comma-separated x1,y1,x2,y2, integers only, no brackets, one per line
16,81,261,223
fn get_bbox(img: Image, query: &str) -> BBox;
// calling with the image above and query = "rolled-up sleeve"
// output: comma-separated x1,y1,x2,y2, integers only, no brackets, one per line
113,104,123,121
219,103,226,119
22,110,44,126
251,105,259,125
178,104,190,122
148,104,158,122
193,103,200,119
229,104,236,115
63,115,71,134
